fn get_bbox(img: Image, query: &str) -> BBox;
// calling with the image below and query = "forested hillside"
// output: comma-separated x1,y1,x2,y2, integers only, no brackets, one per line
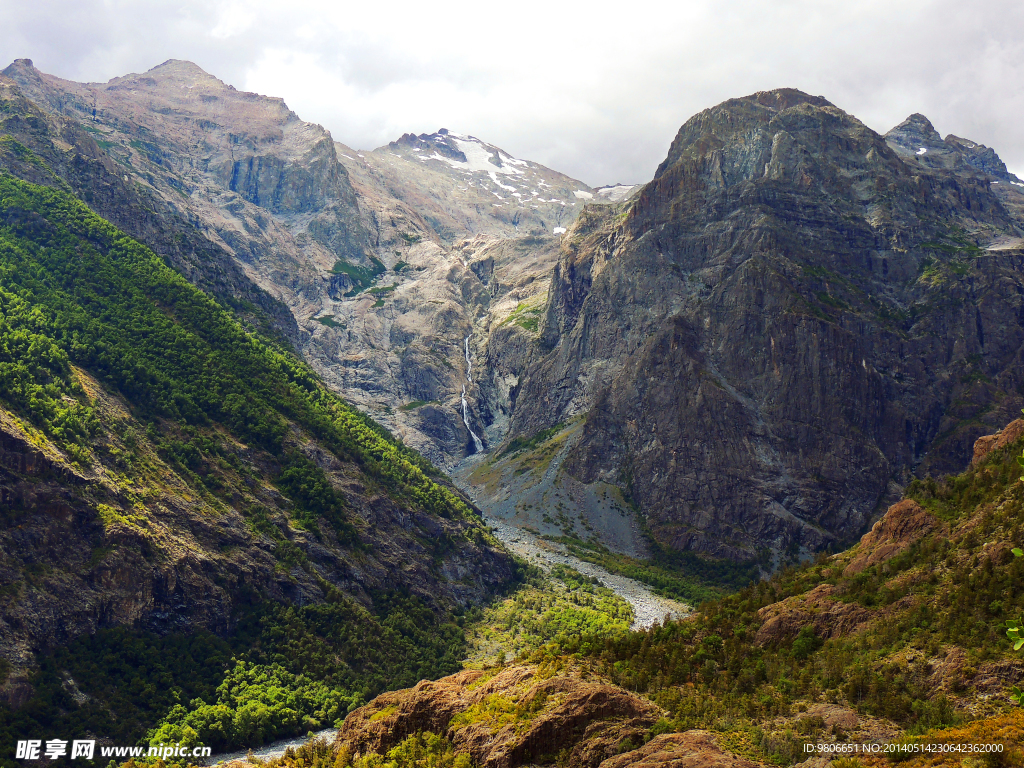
0,128,514,763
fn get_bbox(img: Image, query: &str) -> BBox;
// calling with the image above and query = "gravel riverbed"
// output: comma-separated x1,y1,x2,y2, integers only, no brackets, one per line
486,518,690,630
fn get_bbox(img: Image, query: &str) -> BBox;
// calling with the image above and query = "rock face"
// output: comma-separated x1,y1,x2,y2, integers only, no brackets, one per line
842,499,942,576
971,418,1024,464
0,70,299,341
9,59,1024,565
339,129,589,243
504,88,1024,560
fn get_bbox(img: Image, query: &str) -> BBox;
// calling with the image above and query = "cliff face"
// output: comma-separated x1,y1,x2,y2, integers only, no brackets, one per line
507,89,1024,560
0,73,300,342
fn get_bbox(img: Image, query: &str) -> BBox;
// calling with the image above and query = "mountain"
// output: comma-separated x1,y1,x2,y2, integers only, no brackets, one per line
0,69,515,754
9,57,1024,572
492,88,1024,564
11,57,1024,570
0,59,600,472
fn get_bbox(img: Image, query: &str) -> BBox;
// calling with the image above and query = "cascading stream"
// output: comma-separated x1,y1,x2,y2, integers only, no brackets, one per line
462,385,484,454
461,334,484,454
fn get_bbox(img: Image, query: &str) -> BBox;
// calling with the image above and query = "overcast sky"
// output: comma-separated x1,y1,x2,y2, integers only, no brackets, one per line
3,0,1022,186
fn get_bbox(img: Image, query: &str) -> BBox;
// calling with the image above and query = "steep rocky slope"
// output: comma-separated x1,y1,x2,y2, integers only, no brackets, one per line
503,88,1024,562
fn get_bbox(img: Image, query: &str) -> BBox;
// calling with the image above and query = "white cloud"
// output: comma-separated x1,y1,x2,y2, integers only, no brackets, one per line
2,0,1023,186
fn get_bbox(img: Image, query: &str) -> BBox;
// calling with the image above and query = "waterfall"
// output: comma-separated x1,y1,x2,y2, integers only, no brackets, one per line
461,335,484,454
462,385,484,454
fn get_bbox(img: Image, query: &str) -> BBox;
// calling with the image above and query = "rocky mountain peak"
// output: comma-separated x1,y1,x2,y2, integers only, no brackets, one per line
390,130,469,163
884,114,1022,184
146,58,219,78
884,112,945,156
3,57,37,74
651,86,900,203
944,133,1019,181
654,88,863,181
0,58,49,105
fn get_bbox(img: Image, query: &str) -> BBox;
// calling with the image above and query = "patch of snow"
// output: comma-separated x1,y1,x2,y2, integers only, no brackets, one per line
490,172,517,192
917,147,928,155
1012,182,1024,188
340,154,355,160
426,138,524,177
594,184,637,202
553,227,567,234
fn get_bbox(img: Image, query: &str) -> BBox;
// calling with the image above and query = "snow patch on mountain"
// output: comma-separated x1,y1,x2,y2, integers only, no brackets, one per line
594,184,638,202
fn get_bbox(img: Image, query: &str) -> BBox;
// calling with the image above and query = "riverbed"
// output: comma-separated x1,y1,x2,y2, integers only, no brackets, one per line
485,517,690,629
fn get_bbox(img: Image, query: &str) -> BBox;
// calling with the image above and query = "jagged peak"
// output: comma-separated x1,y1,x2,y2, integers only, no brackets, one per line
944,133,1018,181
885,113,942,143
5,58,37,71
655,89,842,178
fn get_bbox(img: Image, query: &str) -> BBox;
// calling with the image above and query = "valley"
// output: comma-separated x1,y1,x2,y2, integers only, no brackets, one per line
2,55,1024,768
